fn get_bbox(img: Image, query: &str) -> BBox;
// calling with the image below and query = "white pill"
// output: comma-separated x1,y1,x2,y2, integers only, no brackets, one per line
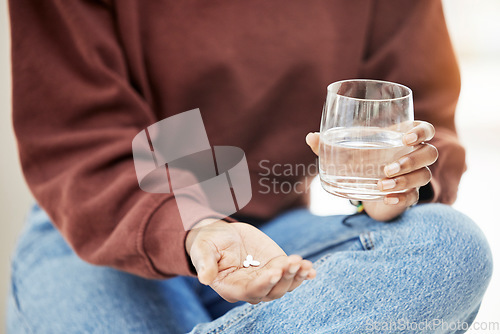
243,254,260,268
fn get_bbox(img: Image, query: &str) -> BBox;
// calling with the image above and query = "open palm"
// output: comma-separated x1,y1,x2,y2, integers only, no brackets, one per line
186,221,316,304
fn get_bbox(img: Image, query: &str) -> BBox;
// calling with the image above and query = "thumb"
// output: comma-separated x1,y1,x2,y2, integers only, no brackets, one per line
305,132,320,155
190,240,219,285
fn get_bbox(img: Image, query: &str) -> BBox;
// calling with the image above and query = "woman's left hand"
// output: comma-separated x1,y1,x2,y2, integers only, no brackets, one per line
306,121,438,221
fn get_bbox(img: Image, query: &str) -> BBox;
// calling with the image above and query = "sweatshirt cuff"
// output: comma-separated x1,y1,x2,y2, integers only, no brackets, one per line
142,197,227,278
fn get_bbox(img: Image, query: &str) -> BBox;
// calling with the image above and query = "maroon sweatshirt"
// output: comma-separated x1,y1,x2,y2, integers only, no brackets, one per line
9,0,464,279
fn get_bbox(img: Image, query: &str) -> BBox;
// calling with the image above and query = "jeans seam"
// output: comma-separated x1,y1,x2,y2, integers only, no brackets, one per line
360,232,375,250
297,234,360,260
311,252,335,269
367,232,375,250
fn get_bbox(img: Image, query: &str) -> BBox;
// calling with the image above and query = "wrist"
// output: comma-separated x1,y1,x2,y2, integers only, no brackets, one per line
185,218,220,256
363,200,406,222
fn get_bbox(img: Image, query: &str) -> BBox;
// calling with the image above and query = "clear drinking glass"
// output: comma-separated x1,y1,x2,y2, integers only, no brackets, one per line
319,79,414,201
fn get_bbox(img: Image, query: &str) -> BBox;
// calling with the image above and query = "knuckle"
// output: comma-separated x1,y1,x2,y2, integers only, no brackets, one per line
403,189,418,207
417,126,426,139
400,193,409,207
396,193,408,207
401,194,410,207
402,154,416,170
395,176,407,189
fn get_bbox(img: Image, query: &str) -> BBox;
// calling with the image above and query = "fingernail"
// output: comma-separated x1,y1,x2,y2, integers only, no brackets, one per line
270,275,281,284
305,132,314,143
379,179,396,190
289,264,300,275
384,163,400,176
404,133,418,145
385,197,399,205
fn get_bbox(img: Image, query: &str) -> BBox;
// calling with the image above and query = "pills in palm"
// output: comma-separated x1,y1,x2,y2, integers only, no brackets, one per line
243,254,260,268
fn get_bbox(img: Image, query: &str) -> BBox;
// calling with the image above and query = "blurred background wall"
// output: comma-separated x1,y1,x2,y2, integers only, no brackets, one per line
0,0,499,332
0,1,32,332
442,0,500,329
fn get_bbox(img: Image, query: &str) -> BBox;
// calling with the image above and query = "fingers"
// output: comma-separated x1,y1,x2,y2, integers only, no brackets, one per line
189,240,219,285
237,255,315,303
307,122,433,155
262,255,303,302
382,188,419,207
246,256,316,304
403,121,435,146
288,260,314,292
378,167,431,192
244,268,283,304
384,144,438,178
305,132,320,155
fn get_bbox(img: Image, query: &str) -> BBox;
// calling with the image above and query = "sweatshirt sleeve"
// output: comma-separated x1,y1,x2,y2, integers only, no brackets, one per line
360,0,465,204
9,0,222,278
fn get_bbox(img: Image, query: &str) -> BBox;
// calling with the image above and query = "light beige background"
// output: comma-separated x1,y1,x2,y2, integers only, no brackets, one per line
1,0,499,332
0,1,32,333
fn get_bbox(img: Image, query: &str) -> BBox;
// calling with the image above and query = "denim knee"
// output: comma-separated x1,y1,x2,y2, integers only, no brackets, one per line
404,203,493,311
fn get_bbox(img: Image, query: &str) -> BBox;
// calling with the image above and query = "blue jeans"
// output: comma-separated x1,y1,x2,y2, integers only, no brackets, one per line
7,203,492,333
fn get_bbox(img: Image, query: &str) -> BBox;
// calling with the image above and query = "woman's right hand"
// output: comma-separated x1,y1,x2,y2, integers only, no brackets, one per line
185,219,316,304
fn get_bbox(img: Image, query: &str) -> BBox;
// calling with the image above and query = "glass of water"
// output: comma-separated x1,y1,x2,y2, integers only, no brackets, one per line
319,79,414,201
